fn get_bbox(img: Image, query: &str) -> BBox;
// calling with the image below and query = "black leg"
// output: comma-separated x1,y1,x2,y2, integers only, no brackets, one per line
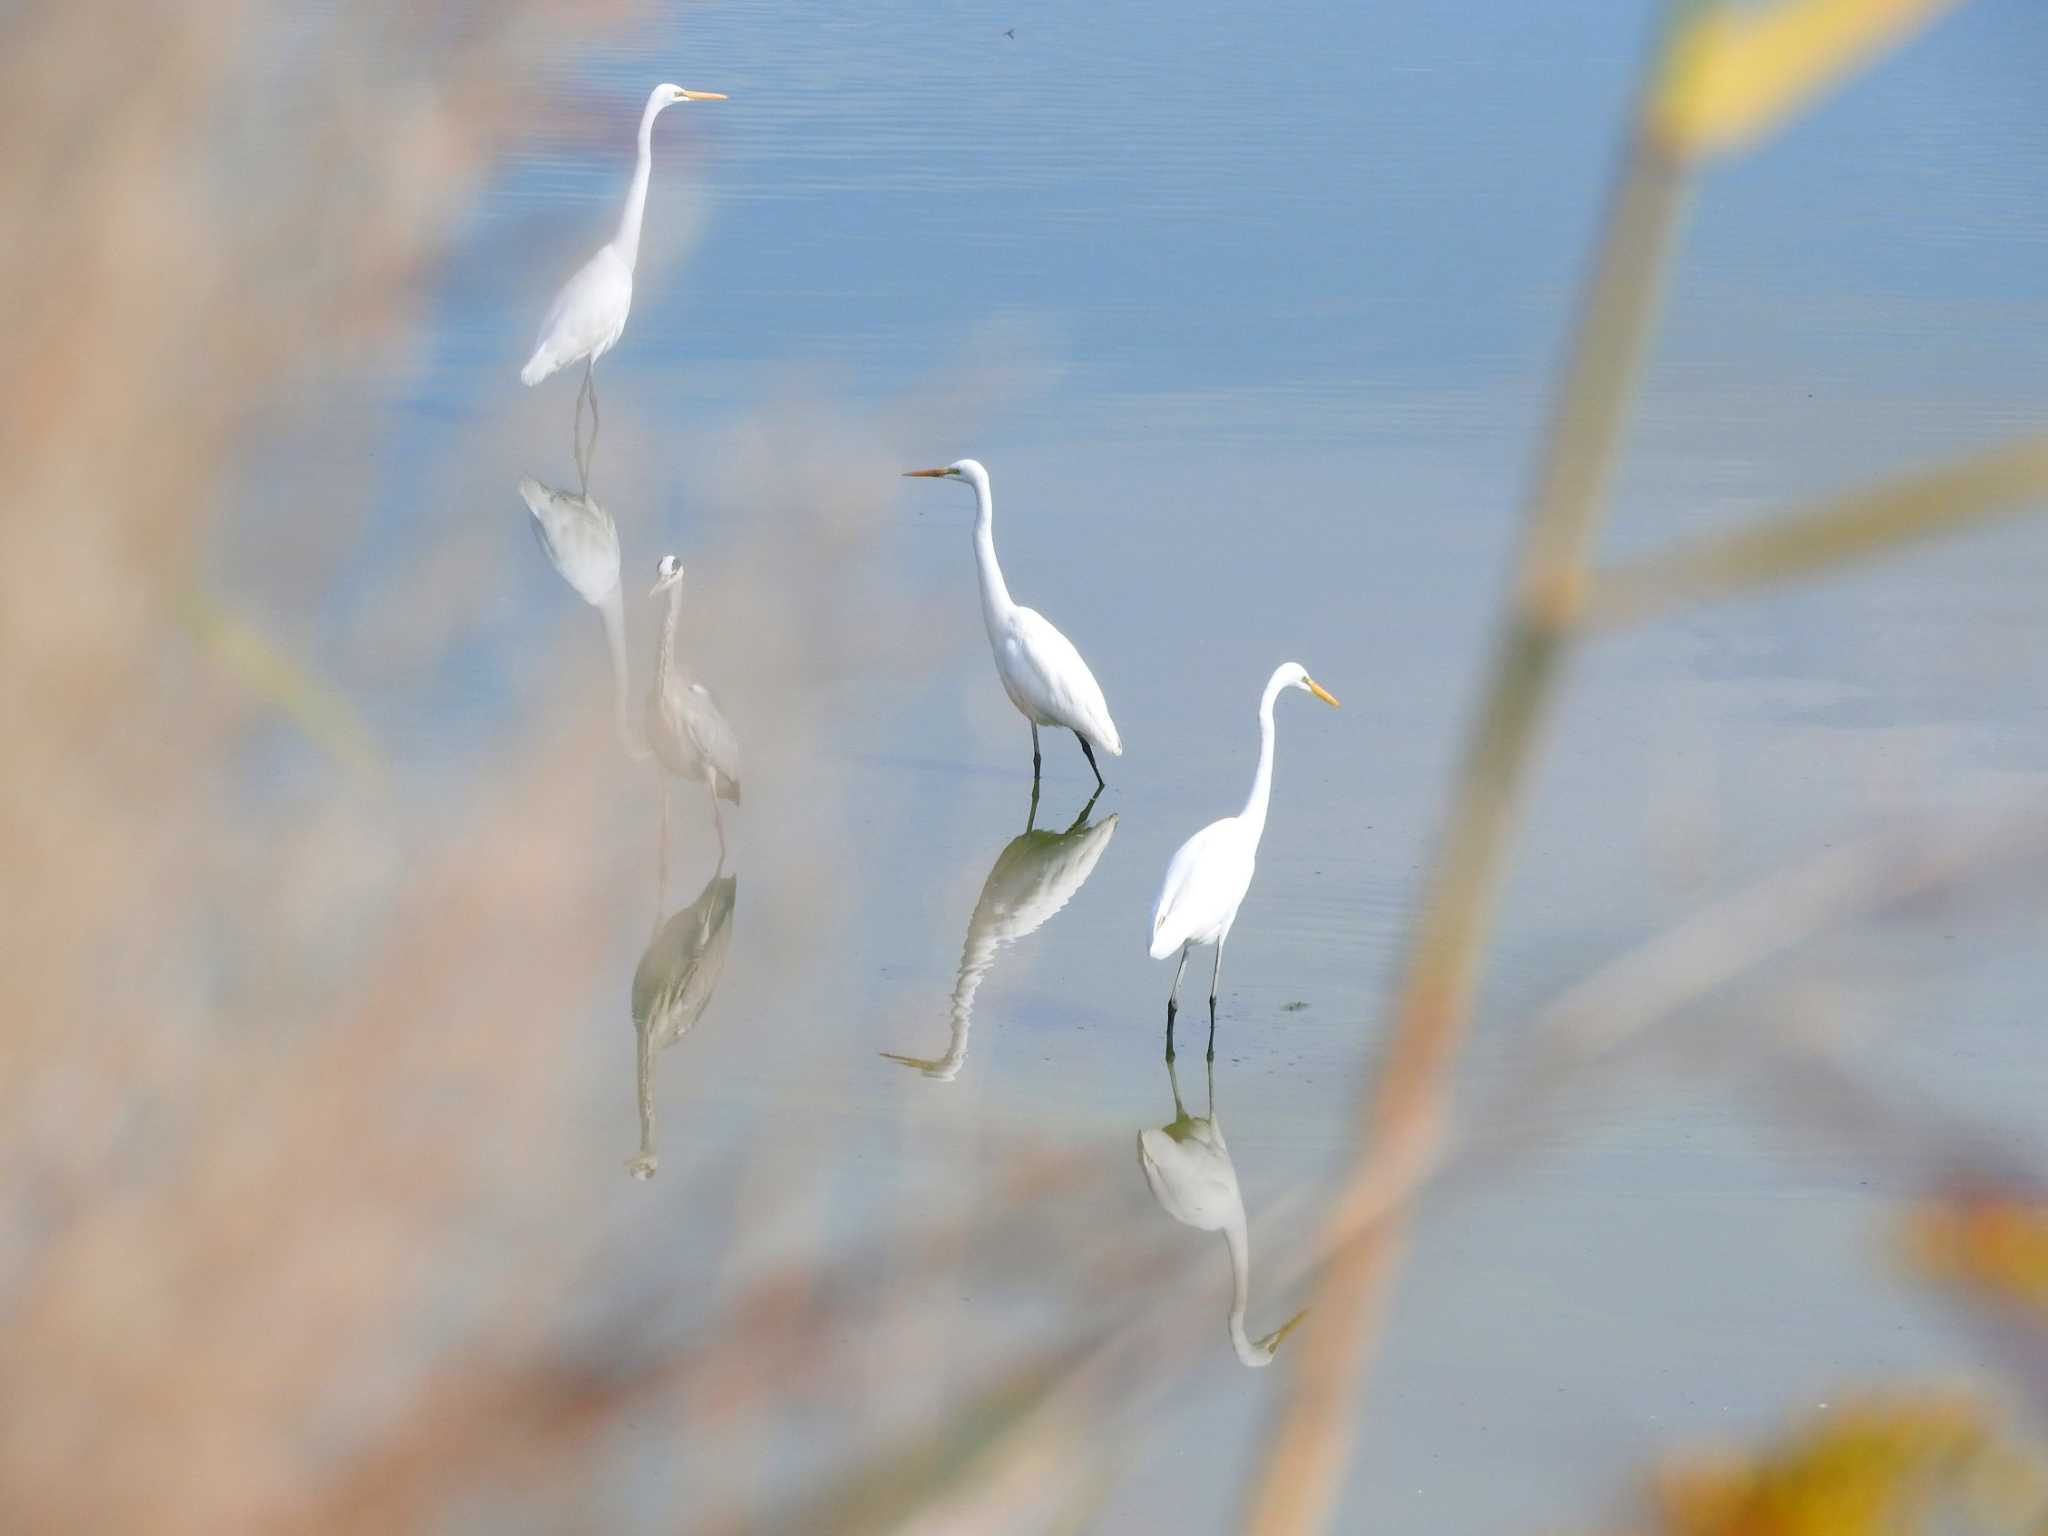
1063,784,1101,835
1030,722,1042,782
585,360,602,487
1165,943,1190,1061
1207,938,1226,1063
1076,732,1105,791
574,363,592,490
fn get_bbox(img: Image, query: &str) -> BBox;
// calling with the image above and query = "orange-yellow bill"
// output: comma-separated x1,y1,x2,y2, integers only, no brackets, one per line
681,89,728,101
1306,679,1340,708
902,467,953,477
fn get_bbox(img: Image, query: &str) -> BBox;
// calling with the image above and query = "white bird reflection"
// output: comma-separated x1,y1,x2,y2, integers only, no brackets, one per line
883,790,1117,1081
519,475,642,759
1136,1054,1306,1368
628,855,737,1179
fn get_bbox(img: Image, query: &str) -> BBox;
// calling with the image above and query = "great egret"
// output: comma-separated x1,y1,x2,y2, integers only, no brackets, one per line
519,475,641,759
648,555,742,858
1149,661,1338,1061
902,459,1123,788
882,790,1118,1081
629,860,738,1178
1136,1053,1306,1368
521,81,727,487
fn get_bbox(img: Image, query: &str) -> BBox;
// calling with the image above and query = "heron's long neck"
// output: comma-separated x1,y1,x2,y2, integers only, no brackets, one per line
613,103,661,270
656,583,684,686
972,479,1014,635
1239,676,1285,835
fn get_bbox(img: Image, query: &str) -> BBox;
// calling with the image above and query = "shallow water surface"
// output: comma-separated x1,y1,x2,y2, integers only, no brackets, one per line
366,0,2048,1525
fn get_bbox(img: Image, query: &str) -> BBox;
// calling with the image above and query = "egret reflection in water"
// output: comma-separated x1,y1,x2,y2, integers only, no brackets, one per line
1136,1053,1306,1368
883,790,1117,1081
519,475,641,759
628,852,738,1180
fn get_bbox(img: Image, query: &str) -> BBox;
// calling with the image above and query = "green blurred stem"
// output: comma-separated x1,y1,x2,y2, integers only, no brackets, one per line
1586,430,2048,629
176,588,380,776
1240,136,1688,1536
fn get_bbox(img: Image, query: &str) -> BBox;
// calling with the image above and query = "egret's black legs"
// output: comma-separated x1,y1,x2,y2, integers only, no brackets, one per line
710,788,727,862
1030,722,1042,783
1166,942,1191,1061
1025,772,1041,834
1076,732,1105,791
1064,784,1102,835
586,361,602,486
1207,937,1226,1062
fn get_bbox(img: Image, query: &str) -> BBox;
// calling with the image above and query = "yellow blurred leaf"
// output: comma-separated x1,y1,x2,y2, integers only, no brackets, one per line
1634,1391,2032,1535
1650,0,1968,159
1905,1197,2048,1321
178,589,380,776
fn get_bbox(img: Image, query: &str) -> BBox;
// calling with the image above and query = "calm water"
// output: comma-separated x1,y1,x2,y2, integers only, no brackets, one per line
353,0,2048,1526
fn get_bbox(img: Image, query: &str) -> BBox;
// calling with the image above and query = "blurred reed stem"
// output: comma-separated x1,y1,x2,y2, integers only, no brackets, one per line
1239,125,1689,1536
1244,2,2005,1529
1586,430,2048,628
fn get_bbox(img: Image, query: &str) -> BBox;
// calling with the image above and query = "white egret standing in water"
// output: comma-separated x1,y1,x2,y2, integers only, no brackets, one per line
1136,1053,1306,1367
1149,662,1338,1060
648,555,742,857
882,791,1118,1081
518,475,641,758
521,81,726,487
903,460,1123,789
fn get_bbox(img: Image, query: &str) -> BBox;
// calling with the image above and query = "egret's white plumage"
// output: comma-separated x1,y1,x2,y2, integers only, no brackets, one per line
903,459,1123,786
648,556,741,854
519,475,639,758
1137,1055,1306,1367
1149,661,1339,1059
521,82,725,482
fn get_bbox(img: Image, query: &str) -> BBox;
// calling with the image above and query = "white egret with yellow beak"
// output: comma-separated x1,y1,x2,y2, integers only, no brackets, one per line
1149,662,1339,1060
521,81,727,485
902,458,1123,789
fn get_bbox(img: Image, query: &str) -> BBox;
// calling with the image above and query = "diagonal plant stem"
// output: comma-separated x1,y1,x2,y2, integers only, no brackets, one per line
1585,430,2048,629
1239,127,1689,1534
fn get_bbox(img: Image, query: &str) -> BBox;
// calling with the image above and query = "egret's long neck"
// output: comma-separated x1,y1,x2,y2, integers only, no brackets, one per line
613,101,662,270
971,476,1013,635
1239,674,1286,836
1221,1197,1268,1366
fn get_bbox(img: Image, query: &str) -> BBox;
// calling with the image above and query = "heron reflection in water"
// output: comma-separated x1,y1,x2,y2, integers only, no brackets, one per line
628,847,737,1179
882,790,1117,1081
1136,1053,1306,1367
520,475,640,758
649,555,742,861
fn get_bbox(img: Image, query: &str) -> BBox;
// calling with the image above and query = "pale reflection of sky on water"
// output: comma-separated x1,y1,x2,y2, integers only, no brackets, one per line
349,0,2048,1526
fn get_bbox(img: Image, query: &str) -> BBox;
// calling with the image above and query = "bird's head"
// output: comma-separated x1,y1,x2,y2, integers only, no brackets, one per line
1277,662,1340,708
651,554,686,595
901,458,989,494
653,81,728,110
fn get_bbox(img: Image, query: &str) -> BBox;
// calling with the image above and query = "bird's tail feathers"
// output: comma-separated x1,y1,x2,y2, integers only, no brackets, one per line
519,350,554,387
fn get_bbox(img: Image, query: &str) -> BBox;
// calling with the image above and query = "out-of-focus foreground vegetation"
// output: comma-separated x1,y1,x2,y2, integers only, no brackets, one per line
6,1,2048,1533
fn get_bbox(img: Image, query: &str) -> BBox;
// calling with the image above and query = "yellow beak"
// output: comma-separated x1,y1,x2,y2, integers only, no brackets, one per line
902,467,953,478
680,89,728,101
1306,678,1339,708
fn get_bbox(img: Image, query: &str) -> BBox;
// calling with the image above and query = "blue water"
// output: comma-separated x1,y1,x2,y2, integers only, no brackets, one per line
341,0,2048,1527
